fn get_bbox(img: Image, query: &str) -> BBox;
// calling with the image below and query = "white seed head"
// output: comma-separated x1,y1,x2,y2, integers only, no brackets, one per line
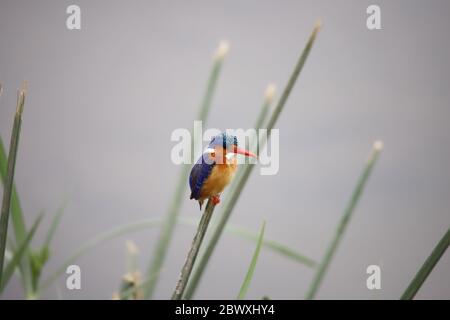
215,40,230,60
126,240,139,255
314,19,323,31
373,140,384,151
122,272,136,283
21,80,28,94
264,83,276,103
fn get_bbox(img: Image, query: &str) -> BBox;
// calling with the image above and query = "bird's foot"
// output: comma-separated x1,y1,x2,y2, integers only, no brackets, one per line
211,195,221,205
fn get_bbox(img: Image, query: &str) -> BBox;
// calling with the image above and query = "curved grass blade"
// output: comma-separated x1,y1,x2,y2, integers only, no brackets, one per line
0,213,42,293
0,85,27,286
0,136,31,293
43,200,68,249
305,141,383,299
237,221,265,300
143,41,229,299
41,215,315,292
179,217,316,268
184,22,322,299
40,219,161,291
401,227,450,300
28,202,68,293
225,223,316,268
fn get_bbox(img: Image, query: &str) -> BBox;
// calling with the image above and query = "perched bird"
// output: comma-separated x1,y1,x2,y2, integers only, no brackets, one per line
189,133,256,210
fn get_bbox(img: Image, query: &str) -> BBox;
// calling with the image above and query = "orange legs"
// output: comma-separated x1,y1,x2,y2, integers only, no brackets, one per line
211,195,221,205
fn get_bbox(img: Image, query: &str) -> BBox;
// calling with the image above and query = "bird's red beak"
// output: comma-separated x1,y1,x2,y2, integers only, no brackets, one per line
233,146,257,158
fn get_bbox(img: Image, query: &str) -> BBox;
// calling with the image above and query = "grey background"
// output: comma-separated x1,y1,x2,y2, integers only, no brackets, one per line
1,0,449,299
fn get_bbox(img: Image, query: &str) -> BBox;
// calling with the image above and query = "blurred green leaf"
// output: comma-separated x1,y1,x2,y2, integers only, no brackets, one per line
305,141,383,299
238,221,265,300
43,201,67,249
0,86,33,295
41,219,161,290
0,213,42,293
0,87,29,291
179,217,316,268
41,216,315,293
30,202,68,291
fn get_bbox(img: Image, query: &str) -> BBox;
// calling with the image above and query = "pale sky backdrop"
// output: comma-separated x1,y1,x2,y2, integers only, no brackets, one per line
1,0,449,299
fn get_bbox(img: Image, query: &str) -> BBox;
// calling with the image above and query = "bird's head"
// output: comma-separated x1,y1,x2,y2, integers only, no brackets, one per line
204,133,256,164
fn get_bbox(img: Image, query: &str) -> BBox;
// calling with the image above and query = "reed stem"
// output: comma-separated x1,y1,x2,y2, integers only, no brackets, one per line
144,42,229,299
184,22,321,299
400,227,450,300
172,199,216,300
305,141,383,299
0,85,26,284
237,221,265,299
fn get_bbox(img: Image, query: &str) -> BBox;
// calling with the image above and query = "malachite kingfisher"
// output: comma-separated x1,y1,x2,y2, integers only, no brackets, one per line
189,133,257,210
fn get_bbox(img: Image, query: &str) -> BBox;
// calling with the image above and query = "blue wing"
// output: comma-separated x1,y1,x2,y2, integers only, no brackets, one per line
189,155,215,200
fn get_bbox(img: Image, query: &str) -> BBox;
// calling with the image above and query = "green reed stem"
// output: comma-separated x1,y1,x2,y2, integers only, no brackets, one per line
184,22,321,299
237,220,265,299
401,227,450,300
225,84,275,197
305,141,383,299
0,86,26,285
172,200,216,300
0,84,33,297
143,42,229,299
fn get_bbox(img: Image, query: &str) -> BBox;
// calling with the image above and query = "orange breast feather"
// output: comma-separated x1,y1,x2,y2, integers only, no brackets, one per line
199,162,237,200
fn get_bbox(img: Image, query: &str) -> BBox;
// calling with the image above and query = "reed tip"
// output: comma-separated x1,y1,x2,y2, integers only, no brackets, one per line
215,40,230,60
20,80,28,94
373,140,384,151
314,19,323,31
126,240,139,255
264,83,277,103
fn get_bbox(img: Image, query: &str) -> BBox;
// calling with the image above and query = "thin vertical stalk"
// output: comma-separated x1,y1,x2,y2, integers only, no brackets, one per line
0,84,26,284
226,84,275,195
184,22,321,299
252,84,276,153
305,141,383,299
0,83,32,296
237,221,266,300
172,200,215,300
400,227,450,300
143,42,229,299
